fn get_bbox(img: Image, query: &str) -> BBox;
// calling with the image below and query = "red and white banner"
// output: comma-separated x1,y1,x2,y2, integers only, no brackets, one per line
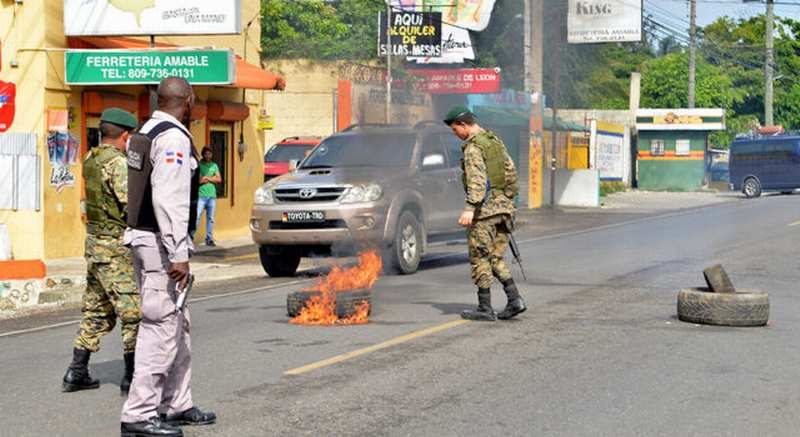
0,81,16,132
410,68,500,94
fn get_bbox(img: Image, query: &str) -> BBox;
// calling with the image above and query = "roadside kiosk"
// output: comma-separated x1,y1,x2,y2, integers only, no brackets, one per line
635,109,725,191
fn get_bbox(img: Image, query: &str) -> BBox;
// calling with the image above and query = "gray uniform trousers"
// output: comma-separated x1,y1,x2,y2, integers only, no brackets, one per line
121,233,192,422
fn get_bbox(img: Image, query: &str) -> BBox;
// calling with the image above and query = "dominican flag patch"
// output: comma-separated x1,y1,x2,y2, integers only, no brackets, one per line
165,151,184,165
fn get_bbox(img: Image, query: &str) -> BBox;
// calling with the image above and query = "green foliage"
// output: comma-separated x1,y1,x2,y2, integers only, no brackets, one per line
641,52,745,110
600,181,626,197
260,0,383,60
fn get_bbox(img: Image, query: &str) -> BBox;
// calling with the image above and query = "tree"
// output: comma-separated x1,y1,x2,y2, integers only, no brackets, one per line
260,0,382,60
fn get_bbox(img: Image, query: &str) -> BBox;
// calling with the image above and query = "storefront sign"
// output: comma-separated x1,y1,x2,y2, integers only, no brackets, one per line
409,68,500,94
65,49,235,85
379,11,442,57
64,0,241,36
568,0,642,43
595,121,625,181
0,81,16,133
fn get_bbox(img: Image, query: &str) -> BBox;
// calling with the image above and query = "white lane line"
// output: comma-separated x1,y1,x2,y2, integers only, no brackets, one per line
0,278,315,339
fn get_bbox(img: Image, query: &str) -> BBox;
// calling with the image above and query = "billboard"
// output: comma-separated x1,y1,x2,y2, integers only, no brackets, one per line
64,0,242,36
568,0,642,43
379,11,442,58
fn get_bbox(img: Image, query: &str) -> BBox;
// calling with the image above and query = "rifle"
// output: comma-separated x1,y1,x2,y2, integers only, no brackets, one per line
508,233,527,281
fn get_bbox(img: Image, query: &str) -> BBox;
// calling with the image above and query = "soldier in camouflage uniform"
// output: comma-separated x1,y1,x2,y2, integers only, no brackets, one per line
63,108,141,395
444,106,527,321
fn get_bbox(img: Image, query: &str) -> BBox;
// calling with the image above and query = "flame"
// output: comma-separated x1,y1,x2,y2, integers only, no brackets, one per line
289,251,382,325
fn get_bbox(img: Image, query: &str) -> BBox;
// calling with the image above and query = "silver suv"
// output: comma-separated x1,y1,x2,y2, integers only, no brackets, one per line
250,122,466,276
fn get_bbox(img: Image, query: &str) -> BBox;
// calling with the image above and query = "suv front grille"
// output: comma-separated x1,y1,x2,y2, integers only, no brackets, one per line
269,219,347,230
274,186,346,202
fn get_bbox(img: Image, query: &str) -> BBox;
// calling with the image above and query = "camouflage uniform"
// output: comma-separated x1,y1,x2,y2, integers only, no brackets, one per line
461,130,519,289
74,144,141,354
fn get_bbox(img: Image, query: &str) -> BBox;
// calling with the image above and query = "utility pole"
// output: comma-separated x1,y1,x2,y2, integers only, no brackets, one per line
524,0,531,93
765,0,774,126
688,0,697,108
385,3,392,124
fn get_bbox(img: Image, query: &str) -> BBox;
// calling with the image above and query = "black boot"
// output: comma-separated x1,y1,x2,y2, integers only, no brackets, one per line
498,278,527,320
163,406,217,426
121,417,183,437
62,348,100,393
121,352,135,395
461,288,497,321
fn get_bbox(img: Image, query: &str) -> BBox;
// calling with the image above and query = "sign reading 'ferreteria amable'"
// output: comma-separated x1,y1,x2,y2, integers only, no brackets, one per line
64,0,241,36
65,50,235,85
567,0,642,43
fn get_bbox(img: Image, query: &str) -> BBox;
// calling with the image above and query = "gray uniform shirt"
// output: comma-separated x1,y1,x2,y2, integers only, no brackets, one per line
124,111,196,263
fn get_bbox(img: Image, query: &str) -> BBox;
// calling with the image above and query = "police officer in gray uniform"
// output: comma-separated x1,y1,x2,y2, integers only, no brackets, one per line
120,77,215,437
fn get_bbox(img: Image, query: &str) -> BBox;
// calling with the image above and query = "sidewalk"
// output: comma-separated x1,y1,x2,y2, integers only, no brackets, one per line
0,190,739,318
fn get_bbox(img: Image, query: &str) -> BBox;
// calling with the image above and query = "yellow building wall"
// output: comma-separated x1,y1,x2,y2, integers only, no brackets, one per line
0,2,49,260
2,0,271,258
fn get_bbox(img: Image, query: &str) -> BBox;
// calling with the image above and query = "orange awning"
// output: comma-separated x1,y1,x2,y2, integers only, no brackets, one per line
68,37,285,90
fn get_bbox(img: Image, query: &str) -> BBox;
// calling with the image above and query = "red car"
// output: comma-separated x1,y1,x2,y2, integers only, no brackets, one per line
263,137,322,181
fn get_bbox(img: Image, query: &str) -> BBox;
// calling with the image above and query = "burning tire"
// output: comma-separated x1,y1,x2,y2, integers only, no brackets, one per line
287,289,372,318
677,287,769,327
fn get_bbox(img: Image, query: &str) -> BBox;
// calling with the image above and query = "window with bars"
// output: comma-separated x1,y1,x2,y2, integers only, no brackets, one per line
0,133,40,211
650,139,665,156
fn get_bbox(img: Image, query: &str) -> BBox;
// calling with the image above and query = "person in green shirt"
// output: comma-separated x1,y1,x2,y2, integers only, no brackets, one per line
195,146,221,246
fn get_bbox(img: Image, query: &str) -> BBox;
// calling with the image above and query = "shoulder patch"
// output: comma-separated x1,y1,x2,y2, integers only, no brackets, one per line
127,149,143,171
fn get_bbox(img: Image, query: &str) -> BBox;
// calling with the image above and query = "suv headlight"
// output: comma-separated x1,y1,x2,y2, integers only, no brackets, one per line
340,183,382,204
254,186,275,205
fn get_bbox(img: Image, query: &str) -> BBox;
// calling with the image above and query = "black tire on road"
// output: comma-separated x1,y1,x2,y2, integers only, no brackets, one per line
259,245,301,277
384,211,423,275
286,289,372,318
742,177,762,198
677,287,769,327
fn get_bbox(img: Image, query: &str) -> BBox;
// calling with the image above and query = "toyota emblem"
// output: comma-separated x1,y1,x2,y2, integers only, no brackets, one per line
298,187,317,199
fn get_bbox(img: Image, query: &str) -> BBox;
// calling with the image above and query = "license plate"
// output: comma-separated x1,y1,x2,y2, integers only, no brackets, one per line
282,211,325,223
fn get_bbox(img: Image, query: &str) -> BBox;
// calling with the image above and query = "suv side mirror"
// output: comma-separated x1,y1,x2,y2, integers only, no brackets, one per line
422,154,445,169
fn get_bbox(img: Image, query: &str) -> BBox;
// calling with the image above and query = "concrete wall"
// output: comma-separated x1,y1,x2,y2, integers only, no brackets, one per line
553,169,600,207
263,60,340,146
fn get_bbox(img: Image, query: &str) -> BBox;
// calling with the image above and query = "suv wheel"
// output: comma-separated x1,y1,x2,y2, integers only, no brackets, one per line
385,211,422,275
258,245,301,277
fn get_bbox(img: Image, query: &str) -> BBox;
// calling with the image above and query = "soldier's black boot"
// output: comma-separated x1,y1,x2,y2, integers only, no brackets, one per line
498,278,527,320
121,417,183,437
62,348,100,392
461,288,497,321
120,352,135,395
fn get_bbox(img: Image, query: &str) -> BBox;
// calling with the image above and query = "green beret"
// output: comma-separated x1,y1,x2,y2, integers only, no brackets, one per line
443,105,474,124
100,107,137,130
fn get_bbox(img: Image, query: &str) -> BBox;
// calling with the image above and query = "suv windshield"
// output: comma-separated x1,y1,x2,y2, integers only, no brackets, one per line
300,133,415,168
265,144,314,163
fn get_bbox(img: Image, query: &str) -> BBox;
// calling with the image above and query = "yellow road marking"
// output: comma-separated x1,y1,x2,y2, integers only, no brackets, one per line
221,253,258,262
789,220,800,227
284,319,470,375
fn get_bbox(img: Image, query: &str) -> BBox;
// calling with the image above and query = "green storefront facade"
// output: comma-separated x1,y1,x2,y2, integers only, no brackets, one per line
636,109,725,191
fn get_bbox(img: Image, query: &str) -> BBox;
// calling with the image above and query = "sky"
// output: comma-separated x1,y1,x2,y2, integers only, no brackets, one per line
649,0,800,26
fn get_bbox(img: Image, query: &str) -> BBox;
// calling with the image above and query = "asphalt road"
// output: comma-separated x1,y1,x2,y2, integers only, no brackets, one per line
2,195,800,436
